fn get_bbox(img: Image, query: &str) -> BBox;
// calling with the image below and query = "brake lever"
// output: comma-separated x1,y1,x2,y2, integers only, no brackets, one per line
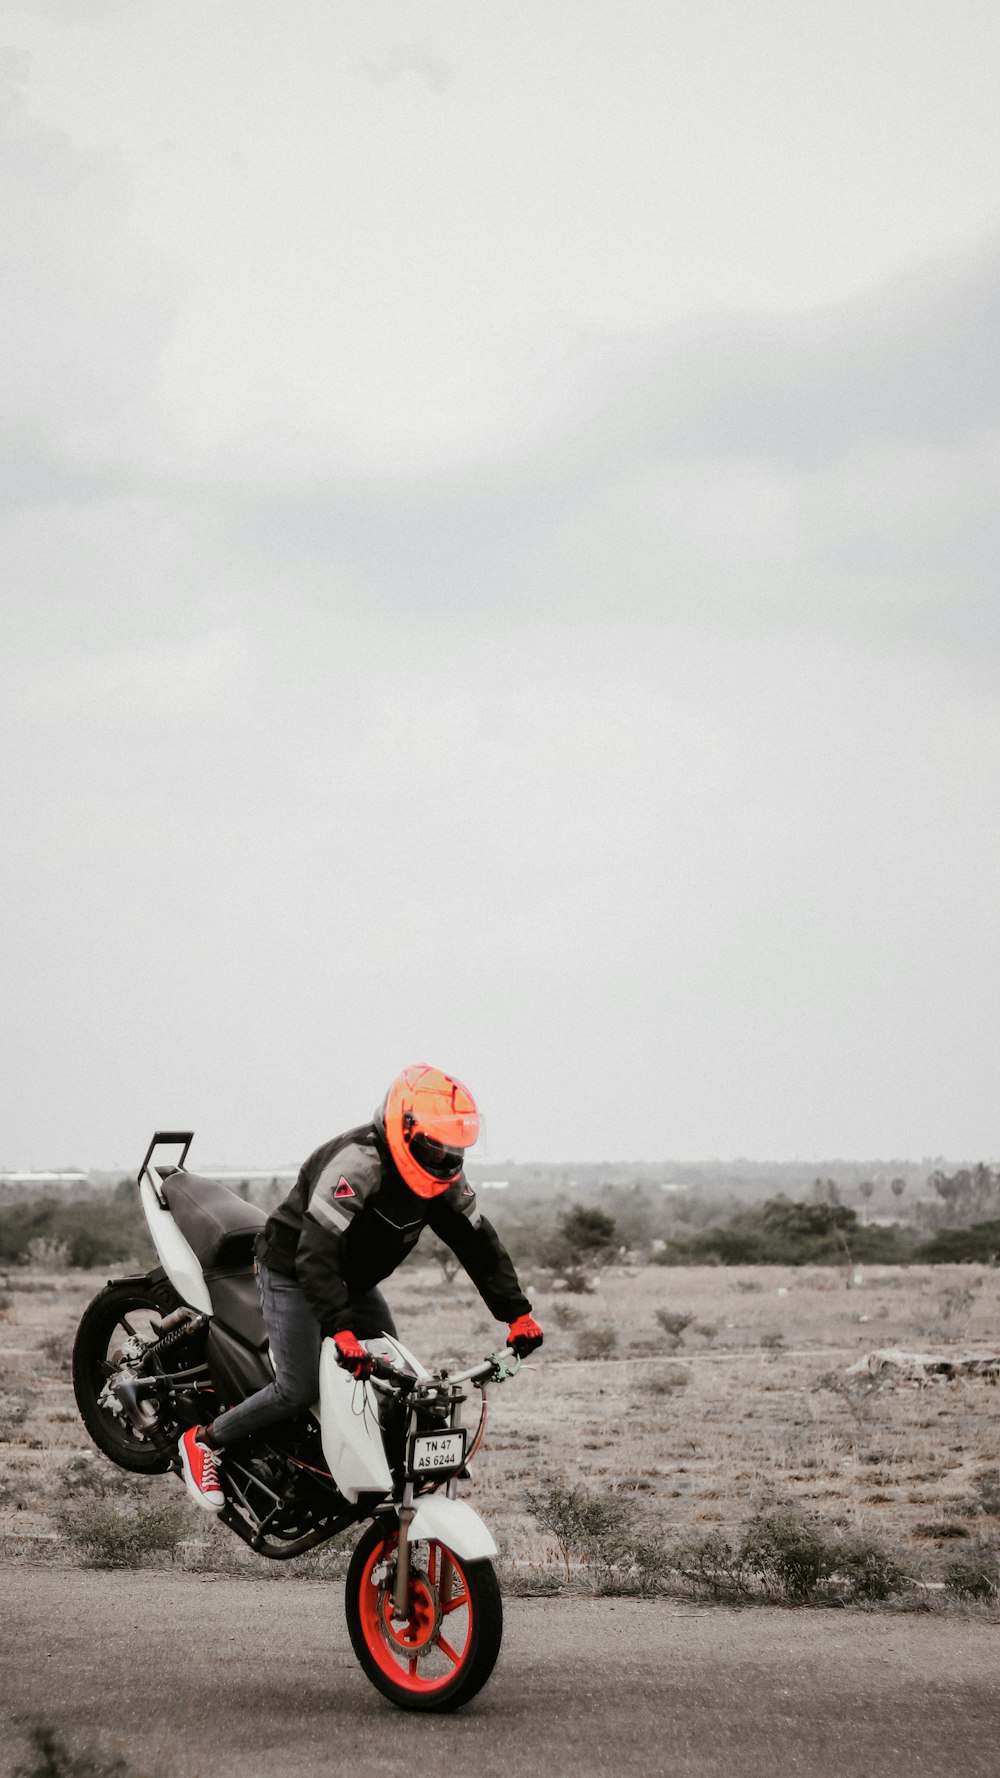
487,1348,523,1383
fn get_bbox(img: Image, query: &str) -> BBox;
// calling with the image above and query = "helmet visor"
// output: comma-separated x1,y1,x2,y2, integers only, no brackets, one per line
411,1105,481,1151
407,1133,468,1182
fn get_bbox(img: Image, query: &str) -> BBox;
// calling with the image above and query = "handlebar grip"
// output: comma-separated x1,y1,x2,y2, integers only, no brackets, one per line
368,1354,417,1390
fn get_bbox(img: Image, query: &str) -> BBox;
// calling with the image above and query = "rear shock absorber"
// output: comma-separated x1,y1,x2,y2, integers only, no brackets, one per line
140,1309,208,1368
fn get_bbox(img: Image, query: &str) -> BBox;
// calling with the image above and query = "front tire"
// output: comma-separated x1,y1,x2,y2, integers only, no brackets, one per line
345,1517,503,1712
72,1281,185,1474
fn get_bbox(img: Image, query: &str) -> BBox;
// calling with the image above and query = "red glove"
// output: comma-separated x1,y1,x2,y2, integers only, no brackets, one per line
507,1314,543,1357
333,1330,373,1380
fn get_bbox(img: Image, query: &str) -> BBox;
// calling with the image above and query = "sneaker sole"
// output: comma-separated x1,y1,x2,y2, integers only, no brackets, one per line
179,1441,225,1513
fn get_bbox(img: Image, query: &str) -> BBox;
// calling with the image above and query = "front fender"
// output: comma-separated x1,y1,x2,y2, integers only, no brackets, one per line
406,1495,497,1561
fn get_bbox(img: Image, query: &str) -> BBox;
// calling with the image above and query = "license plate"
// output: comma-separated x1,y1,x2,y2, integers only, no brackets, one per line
408,1429,466,1474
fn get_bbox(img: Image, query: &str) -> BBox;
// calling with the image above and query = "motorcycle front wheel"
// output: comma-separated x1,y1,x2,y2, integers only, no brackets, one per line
72,1280,186,1474
345,1517,503,1713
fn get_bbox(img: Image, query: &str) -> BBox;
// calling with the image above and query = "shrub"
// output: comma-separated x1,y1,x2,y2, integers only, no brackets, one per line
654,1199,907,1267
525,1480,666,1593
38,1330,71,1374
914,1222,1000,1264
0,1203,59,1266
551,1301,583,1329
670,1530,746,1602
655,1309,693,1342
26,1238,70,1270
942,1542,999,1601
834,1535,909,1602
540,1205,619,1285
0,1387,34,1433
740,1509,835,1602
527,1480,634,1577
640,1364,690,1395
14,1723,129,1778
0,1200,153,1269
57,1499,188,1568
971,1468,1000,1517
421,1232,461,1283
56,1453,135,1501
815,1367,887,1427
484,1210,556,1268
575,1326,618,1361
606,1530,672,1596
936,1284,976,1322
526,1491,910,1606
734,1511,909,1605
560,1271,596,1295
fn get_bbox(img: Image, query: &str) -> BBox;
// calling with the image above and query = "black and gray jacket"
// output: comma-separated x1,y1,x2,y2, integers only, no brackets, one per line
257,1117,531,1337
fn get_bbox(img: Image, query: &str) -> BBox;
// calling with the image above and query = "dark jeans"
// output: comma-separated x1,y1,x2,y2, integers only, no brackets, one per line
211,1263,396,1451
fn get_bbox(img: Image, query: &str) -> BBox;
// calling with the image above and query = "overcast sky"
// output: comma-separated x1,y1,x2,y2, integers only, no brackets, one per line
2,1,999,1169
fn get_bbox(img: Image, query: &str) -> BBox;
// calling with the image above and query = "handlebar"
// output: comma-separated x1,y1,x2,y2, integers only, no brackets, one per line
364,1347,523,1393
449,1350,523,1385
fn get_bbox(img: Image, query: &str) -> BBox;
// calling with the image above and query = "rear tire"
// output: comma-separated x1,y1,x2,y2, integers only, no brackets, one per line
345,1517,503,1712
73,1281,185,1474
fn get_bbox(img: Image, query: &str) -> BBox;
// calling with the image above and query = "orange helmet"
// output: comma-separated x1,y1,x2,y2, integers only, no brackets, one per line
382,1064,481,1198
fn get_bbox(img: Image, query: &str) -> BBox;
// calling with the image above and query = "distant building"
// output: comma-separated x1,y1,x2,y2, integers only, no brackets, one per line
0,1171,87,1189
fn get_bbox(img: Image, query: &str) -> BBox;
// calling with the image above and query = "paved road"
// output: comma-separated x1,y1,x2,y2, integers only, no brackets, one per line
1,1568,998,1778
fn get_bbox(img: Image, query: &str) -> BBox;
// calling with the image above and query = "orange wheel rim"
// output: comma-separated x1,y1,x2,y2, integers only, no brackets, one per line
358,1535,476,1693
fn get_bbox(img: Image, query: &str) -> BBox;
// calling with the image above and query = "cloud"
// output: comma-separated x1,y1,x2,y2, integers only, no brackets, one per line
198,235,998,656
3,35,996,679
0,51,182,458
8,626,253,722
0,2,129,17
575,239,1000,470
364,40,453,94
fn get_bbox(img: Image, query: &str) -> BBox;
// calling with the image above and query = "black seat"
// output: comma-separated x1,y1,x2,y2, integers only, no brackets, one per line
160,1170,267,1270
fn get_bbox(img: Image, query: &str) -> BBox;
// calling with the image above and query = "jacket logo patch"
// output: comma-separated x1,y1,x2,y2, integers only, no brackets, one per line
333,1177,356,1199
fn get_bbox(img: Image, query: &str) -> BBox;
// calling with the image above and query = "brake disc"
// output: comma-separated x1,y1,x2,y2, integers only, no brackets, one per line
378,1566,443,1659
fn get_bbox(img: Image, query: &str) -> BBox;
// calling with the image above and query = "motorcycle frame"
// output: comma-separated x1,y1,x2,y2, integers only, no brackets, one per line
132,1130,498,1562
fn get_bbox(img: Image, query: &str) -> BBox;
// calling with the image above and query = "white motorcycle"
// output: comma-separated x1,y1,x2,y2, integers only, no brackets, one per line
72,1132,526,1712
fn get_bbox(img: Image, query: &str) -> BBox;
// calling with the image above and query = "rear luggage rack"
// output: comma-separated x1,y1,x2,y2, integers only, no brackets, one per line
139,1132,194,1203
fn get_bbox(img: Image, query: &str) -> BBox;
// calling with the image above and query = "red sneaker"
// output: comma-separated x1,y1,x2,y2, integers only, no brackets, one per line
179,1427,224,1512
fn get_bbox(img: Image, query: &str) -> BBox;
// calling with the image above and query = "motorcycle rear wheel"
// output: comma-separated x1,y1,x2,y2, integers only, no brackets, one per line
73,1280,186,1474
345,1517,503,1713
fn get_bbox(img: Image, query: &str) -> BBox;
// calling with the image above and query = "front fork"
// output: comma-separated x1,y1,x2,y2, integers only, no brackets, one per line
393,1492,415,1618
391,1477,460,1617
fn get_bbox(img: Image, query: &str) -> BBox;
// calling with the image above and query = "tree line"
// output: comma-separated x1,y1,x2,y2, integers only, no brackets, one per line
2,1164,999,1271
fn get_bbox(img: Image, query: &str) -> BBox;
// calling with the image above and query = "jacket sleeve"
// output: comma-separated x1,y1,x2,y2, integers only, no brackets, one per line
427,1183,531,1324
294,1158,365,1336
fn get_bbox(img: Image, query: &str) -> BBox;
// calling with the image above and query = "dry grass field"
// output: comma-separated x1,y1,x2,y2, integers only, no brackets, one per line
3,1259,1000,1589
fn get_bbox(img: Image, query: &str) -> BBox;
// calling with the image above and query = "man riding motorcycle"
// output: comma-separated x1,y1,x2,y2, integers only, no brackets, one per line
179,1065,544,1508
